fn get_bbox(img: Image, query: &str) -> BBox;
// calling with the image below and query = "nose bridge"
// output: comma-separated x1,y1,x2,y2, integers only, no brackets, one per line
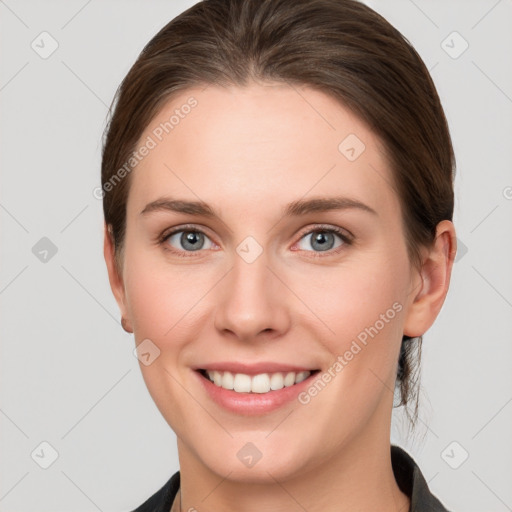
214,239,289,339
233,243,272,299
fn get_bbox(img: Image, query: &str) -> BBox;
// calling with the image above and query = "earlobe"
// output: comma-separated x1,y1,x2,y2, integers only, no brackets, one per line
403,220,457,337
103,222,132,331
121,316,134,334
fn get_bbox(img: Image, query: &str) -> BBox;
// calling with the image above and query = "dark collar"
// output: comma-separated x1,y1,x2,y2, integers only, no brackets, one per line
391,444,451,511
131,445,450,511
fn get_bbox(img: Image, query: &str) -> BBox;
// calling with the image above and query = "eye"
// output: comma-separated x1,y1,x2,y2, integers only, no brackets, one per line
159,224,353,258
294,225,352,256
160,226,215,256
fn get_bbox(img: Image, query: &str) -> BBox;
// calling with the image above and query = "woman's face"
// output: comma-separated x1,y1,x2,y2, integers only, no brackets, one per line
109,82,431,481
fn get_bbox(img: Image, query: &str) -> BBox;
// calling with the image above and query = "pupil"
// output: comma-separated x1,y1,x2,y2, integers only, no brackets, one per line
313,231,333,251
183,231,202,250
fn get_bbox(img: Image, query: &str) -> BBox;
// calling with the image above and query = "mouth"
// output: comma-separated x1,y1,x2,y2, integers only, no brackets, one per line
196,368,321,394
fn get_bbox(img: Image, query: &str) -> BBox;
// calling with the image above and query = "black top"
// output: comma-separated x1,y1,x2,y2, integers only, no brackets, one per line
130,444,451,512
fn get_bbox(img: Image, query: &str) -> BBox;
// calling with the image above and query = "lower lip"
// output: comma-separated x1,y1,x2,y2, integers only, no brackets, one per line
194,370,320,415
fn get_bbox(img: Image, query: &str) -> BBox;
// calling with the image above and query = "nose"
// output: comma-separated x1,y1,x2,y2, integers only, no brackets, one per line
214,248,291,342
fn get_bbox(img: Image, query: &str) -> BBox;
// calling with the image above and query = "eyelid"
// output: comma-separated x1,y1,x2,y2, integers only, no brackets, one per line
160,223,214,240
294,223,354,244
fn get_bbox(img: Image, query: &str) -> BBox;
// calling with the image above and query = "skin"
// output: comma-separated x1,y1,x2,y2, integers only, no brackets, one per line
104,82,456,512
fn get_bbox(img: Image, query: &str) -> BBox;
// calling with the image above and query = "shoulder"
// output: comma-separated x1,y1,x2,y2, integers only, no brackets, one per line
391,444,452,512
129,471,180,512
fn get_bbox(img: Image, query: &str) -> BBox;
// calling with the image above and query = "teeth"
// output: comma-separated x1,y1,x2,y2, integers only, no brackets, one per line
270,373,284,390
213,371,223,387
295,371,310,384
205,370,312,393
234,373,252,392
221,371,234,390
251,373,270,393
283,372,295,387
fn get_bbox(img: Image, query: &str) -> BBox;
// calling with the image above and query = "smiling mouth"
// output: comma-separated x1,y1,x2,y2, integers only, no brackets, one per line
197,368,321,394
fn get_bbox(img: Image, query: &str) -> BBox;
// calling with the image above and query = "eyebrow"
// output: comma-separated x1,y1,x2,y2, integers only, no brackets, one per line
140,196,377,218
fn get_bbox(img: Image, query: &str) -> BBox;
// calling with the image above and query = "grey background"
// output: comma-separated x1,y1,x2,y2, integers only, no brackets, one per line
1,0,511,510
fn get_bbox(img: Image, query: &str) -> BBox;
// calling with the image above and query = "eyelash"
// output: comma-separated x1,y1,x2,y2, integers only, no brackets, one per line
158,224,354,259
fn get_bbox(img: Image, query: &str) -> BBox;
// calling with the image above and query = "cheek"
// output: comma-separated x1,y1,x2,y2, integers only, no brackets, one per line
301,253,407,344
300,251,409,397
122,253,211,428
125,275,214,389
123,239,212,341
291,267,407,447
125,268,176,340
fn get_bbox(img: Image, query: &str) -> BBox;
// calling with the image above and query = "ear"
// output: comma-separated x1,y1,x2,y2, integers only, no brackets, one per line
403,220,457,337
103,222,133,332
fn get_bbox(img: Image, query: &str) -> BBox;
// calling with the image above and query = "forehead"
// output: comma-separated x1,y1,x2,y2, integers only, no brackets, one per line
127,82,398,220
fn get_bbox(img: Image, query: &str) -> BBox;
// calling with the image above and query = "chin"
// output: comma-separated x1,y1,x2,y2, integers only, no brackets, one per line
195,434,316,483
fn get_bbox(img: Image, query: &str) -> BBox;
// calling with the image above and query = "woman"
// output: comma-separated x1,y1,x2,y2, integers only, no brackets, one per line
101,0,457,510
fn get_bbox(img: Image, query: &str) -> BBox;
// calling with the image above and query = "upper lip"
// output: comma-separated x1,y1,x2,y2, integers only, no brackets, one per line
194,362,319,375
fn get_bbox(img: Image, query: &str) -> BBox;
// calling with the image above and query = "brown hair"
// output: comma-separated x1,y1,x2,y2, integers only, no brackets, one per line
101,0,455,428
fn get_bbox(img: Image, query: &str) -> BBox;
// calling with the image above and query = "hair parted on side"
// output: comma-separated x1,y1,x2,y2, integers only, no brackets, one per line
101,0,455,429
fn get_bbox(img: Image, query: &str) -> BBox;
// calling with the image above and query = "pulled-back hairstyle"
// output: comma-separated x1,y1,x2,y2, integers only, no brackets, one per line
101,0,455,428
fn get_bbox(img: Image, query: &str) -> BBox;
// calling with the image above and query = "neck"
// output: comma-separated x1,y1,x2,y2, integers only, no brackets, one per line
176,402,409,512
